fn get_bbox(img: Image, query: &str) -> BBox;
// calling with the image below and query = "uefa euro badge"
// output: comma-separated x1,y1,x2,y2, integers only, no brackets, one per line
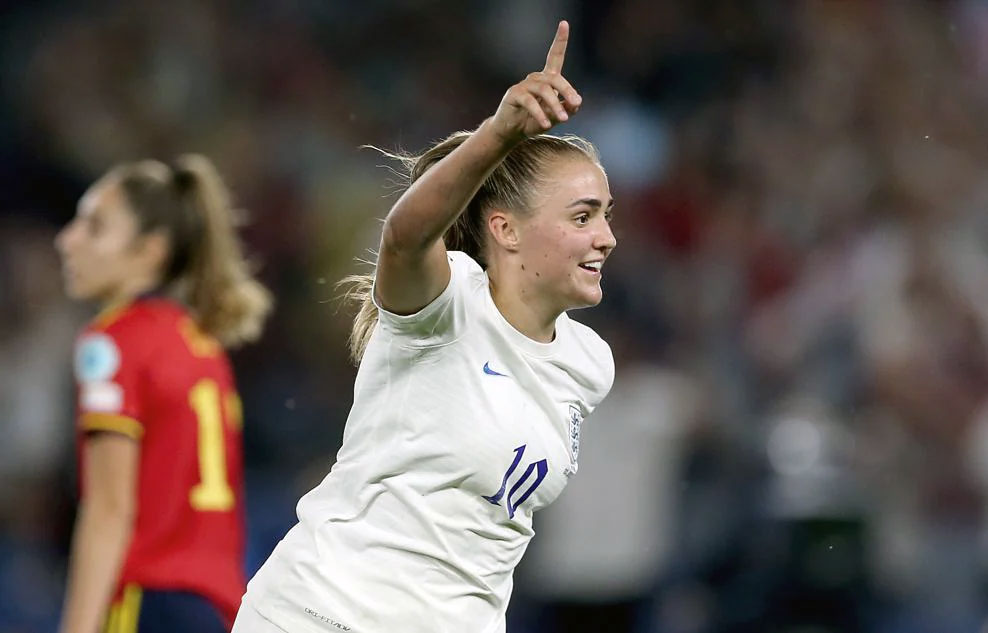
564,404,584,477
75,334,121,383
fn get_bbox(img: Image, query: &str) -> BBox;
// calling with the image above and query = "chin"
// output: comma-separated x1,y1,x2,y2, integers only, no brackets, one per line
64,279,99,302
584,282,604,305
62,280,83,299
567,289,603,310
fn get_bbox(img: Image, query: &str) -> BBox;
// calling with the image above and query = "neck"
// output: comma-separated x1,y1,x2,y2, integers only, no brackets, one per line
487,266,560,343
100,276,161,311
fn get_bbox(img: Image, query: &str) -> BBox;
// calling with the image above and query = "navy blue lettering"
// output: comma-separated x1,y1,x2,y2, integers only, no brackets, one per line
483,445,548,518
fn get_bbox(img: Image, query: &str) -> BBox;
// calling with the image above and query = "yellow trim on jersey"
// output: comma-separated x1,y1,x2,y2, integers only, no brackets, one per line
103,583,142,633
80,413,144,439
119,584,143,633
178,316,222,358
91,299,134,330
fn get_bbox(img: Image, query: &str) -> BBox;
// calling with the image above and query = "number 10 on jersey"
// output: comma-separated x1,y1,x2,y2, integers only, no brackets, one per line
483,445,548,519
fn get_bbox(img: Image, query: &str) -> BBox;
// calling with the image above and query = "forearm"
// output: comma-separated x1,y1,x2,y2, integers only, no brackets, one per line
382,118,516,253
59,503,134,633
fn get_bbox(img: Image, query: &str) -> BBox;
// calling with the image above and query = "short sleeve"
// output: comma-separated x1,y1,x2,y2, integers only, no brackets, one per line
371,251,480,347
73,331,144,439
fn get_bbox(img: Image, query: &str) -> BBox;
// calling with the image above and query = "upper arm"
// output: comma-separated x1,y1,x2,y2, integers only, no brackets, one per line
375,223,451,315
74,329,145,439
81,432,139,519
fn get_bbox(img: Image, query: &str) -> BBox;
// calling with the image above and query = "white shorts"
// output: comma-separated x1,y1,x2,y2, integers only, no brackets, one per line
231,599,289,633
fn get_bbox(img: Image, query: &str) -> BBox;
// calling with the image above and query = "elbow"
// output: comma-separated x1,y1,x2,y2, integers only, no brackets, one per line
381,211,429,257
380,215,403,254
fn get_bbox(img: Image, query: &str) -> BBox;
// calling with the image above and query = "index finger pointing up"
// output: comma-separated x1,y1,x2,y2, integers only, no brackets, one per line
543,20,569,74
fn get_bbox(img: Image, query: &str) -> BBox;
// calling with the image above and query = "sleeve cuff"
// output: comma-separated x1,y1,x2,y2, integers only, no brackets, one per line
370,253,461,340
79,413,144,439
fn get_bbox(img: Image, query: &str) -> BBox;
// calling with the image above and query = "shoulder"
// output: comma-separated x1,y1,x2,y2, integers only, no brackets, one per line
104,297,183,334
73,304,159,398
558,314,615,399
446,250,491,308
563,314,614,365
447,250,485,280
78,298,186,360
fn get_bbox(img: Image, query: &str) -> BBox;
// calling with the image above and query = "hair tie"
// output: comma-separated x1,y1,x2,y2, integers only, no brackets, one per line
171,164,196,193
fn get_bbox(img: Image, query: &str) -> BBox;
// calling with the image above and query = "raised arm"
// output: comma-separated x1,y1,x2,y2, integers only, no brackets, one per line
375,20,582,314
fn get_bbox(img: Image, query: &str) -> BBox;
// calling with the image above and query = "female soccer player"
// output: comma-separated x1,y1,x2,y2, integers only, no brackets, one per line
234,20,615,633
56,155,272,633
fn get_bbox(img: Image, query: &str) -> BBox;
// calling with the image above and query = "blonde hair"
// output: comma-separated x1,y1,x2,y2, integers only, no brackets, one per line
341,130,601,364
111,154,272,348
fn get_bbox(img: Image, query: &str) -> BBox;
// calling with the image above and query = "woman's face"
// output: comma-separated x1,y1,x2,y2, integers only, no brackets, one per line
515,157,616,311
55,178,157,303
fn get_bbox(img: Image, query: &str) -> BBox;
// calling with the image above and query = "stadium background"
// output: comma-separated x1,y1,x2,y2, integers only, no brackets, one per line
4,1,988,631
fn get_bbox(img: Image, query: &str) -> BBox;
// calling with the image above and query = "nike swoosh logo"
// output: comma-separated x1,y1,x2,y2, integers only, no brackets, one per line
483,362,509,377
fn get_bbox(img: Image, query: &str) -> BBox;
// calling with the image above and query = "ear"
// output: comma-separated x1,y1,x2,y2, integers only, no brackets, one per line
487,209,521,253
136,228,172,275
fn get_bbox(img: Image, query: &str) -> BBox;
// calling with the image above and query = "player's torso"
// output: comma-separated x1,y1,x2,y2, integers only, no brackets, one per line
257,256,612,633
389,335,583,521
79,298,245,598
340,319,593,522
281,295,606,633
133,309,243,522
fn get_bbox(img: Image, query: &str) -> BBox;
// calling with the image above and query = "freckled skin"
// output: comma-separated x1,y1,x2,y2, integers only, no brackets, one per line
493,158,616,322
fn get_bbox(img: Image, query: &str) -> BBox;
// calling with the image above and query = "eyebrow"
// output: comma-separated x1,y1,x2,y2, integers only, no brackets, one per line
566,197,615,210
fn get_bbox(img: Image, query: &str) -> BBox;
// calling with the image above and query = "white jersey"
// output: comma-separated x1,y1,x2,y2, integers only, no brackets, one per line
244,251,614,633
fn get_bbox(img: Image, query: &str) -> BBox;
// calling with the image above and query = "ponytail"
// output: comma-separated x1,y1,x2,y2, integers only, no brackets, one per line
341,129,600,364
113,154,272,348
171,155,272,348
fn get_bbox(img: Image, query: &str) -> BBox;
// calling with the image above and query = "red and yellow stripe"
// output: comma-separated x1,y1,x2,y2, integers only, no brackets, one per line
79,413,144,439
103,583,143,633
91,300,133,330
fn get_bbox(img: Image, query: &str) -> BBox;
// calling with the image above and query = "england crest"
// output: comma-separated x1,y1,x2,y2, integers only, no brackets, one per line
564,403,584,477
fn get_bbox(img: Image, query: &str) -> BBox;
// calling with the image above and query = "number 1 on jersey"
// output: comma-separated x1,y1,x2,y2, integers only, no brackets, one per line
188,378,235,511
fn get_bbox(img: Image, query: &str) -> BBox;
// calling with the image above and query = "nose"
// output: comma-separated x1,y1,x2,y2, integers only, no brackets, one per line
595,218,616,254
55,220,77,256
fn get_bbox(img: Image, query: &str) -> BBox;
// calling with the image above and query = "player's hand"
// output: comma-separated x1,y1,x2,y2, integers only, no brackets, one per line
488,20,583,144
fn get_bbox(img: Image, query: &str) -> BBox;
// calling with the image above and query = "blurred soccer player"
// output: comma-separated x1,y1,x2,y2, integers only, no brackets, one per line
233,21,616,633
56,156,272,633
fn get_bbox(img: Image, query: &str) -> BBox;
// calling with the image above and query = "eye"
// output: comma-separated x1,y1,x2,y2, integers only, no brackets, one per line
604,209,614,223
575,213,590,225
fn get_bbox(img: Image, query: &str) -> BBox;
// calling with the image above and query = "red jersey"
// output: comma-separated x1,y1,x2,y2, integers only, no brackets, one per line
73,296,246,625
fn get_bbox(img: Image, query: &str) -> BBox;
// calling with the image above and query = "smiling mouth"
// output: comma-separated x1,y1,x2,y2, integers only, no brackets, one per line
578,262,602,274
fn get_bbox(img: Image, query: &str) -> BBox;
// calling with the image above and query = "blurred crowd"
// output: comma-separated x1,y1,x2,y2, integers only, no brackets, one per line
4,1,988,631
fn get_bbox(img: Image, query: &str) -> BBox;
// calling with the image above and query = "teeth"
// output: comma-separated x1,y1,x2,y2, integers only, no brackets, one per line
581,262,602,271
